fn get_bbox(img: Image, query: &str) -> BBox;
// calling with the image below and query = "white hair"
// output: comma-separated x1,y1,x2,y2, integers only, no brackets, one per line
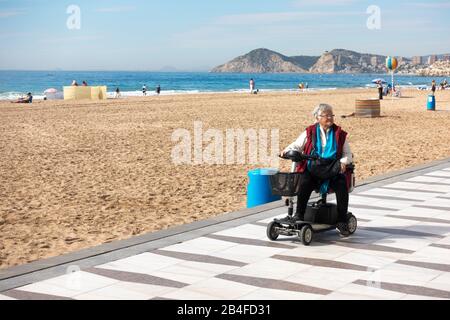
312,103,334,119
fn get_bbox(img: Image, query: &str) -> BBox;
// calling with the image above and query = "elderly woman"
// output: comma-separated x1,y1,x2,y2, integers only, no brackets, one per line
281,104,353,234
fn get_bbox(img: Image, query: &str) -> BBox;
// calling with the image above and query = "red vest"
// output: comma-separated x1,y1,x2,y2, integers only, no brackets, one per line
295,123,348,173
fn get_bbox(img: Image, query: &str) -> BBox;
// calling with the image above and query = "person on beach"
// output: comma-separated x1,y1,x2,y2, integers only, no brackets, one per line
280,103,353,235
82,81,88,86
156,85,161,95
387,83,392,96
71,80,79,86
249,78,255,94
142,85,147,96
12,92,33,104
392,83,402,97
377,81,383,100
431,80,436,96
115,87,121,99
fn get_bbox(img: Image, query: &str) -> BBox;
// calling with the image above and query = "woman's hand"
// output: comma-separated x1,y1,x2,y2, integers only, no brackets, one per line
340,163,347,174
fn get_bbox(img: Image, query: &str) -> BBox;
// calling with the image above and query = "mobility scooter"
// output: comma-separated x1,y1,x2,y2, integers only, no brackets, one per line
266,150,357,245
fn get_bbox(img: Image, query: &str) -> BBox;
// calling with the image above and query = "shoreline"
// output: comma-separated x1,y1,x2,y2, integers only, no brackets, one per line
0,85,438,102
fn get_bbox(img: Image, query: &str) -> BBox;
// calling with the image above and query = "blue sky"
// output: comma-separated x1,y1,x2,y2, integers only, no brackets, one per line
0,0,449,71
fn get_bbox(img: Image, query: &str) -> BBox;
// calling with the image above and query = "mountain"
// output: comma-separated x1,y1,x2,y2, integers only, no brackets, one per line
309,49,388,73
211,48,311,73
211,48,388,73
211,48,450,74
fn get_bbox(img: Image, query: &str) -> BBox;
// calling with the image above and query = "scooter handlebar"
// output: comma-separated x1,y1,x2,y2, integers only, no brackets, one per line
279,150,319,162
299,154,319,161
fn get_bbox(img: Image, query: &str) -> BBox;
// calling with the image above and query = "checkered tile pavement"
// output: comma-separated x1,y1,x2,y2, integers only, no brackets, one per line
1,167,450,300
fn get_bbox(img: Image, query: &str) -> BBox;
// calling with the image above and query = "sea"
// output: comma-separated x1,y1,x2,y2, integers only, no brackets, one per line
0,71,441,100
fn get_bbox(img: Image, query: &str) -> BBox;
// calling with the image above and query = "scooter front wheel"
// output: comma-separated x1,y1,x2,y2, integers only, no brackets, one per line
267,221,281,241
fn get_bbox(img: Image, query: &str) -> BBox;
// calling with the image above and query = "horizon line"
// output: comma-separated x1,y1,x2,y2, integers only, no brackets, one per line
0,69,212,73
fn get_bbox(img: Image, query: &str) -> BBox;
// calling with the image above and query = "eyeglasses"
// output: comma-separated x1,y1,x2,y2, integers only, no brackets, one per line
318,114,335,119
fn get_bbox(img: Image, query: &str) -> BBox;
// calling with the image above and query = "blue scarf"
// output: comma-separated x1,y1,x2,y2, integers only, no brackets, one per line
308,124,337,195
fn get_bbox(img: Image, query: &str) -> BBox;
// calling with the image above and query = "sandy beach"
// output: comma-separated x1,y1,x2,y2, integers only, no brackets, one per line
1,88,450,269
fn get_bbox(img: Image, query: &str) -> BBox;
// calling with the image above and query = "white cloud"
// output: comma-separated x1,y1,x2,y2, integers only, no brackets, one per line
0,9,25,18
40,35,103,44
95,6,136,13
170,20,360,52
292,0,356,7
0,32,29,38
409,2,450,9
215,11,362,25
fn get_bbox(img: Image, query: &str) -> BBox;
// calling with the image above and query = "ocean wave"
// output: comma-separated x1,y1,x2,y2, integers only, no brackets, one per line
0,88,351,100
0,90,204,100
0,84,432,101
0,92,46,100
109,90,203,98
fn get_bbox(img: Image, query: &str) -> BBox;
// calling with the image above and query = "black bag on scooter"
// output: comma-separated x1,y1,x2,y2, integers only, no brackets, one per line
308,158,341,180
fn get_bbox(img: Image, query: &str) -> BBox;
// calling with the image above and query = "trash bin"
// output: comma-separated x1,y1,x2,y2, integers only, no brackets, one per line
246,168,281,208
427,95,436,111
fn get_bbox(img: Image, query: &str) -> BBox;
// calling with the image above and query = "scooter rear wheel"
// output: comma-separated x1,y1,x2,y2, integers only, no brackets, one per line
267,221,281,241
347,213,357,235
299,224,313,246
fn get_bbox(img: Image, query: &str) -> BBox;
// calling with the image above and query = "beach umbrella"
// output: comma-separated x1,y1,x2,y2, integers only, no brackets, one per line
44,88,63,100
371,78,387,84
44,88,58,94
